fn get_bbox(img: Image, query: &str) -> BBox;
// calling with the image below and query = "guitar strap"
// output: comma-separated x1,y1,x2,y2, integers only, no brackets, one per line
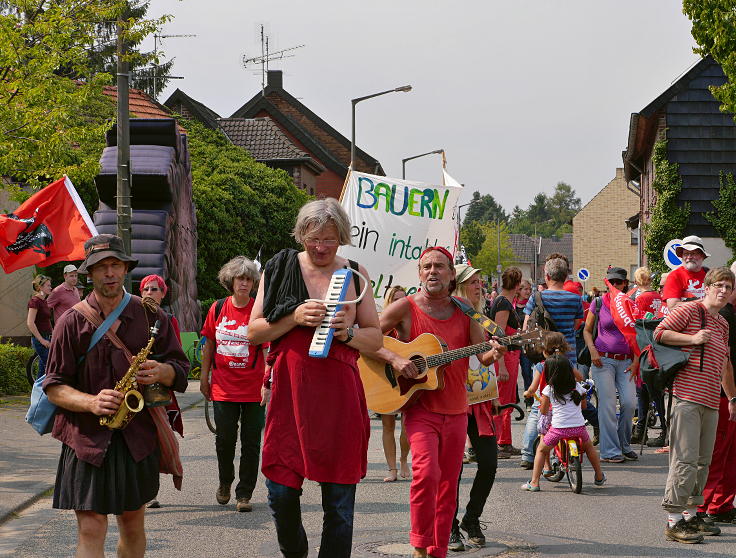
451,296,505,337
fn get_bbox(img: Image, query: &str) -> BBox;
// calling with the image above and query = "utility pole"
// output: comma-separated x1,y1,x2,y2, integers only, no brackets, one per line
116,19,132,291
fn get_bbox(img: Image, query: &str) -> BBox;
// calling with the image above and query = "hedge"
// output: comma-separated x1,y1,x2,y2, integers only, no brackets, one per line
0,341,35,395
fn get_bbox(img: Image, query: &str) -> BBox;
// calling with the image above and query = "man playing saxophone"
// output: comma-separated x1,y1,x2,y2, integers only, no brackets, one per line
44,234,188,558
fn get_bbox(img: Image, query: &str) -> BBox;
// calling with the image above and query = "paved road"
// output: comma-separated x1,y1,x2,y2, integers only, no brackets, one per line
2,386,735,557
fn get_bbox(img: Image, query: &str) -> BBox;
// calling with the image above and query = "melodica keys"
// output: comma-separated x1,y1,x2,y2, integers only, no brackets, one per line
308,269,353,358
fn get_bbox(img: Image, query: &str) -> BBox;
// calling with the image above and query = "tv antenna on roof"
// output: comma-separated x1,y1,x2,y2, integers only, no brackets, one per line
242,24,304,96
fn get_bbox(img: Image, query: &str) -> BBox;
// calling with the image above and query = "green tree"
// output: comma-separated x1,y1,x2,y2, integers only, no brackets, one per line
464,190,508,224
0,1,166,195
472,221,515,277
684,0,736,117
459,220,486,262
183,118,311,301
643,140,690,275
706,172,736,264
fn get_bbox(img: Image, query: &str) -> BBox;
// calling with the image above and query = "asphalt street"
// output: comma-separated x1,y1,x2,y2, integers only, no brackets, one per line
1,384,735,557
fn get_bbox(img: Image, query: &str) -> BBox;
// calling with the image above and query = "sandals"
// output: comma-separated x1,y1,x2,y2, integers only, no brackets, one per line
520,481,540,492
542,469,555,478
601,456,625,463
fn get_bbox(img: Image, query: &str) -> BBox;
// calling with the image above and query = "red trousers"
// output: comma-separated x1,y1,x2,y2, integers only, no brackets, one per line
698,396,736,514
404,403,467,558
492,350,521,445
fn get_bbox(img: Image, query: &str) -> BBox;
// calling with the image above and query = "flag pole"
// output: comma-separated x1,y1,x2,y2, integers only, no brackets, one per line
116,19,132,291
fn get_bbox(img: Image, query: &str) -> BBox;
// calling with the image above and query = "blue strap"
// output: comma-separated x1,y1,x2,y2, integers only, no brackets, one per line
87,292,132,353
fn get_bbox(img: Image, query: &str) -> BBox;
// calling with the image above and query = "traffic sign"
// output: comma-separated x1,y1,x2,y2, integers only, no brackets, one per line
663,239,683,270
577,268,590,281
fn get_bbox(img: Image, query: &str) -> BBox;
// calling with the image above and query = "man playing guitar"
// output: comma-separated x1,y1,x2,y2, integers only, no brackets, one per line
367,246,504,558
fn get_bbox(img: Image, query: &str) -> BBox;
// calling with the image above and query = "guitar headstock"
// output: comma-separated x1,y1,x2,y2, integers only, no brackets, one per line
499,328,544,347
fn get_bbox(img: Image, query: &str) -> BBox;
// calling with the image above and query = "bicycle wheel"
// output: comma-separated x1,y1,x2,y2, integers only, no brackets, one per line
567,455,583,494
26,353,40,385
204,399,216,434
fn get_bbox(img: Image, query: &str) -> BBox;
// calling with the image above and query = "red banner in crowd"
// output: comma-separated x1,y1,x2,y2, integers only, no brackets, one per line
0,177,98,273
605,278,642,376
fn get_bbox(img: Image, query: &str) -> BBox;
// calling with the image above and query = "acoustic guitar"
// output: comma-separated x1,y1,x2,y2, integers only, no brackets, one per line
358,329,543,414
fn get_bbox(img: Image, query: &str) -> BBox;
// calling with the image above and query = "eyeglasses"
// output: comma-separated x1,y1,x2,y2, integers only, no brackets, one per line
708,282,733,292
304,239,339,247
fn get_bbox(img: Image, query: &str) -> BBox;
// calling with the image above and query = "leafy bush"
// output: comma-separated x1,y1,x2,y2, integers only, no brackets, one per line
0,341,35,396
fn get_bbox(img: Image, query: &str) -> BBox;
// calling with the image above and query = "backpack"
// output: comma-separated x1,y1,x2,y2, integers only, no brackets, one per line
523,291,558,363
636,304,705,394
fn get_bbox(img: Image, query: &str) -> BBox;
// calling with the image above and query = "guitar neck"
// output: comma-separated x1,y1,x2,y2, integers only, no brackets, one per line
425,341,495,369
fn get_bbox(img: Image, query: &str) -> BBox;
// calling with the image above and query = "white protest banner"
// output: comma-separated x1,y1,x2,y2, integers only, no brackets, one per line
339,170,463,305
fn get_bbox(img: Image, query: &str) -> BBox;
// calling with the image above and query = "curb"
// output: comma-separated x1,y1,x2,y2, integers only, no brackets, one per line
0,394,205,527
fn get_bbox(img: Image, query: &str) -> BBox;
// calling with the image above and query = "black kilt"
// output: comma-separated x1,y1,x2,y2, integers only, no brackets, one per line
53,432,159,515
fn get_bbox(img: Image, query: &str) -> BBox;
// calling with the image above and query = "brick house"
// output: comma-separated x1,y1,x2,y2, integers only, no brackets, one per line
573,168,639,291
509,232,574,285
623,56,736,266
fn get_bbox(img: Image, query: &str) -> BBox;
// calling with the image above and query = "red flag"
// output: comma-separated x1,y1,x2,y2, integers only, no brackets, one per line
0,177,98,273
605,278,642,376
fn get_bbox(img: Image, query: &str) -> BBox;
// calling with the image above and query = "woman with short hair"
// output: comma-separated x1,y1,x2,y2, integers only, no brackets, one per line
199,256,265,513
27,275,53,377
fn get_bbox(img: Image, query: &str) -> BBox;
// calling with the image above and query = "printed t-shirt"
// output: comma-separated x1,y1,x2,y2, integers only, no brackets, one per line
408,296,470,415
201,296,263,402
636,290,663,316
542,383,586,429
524,290,584,361
662,266,707,303
28,296,52,335
654,301,729,410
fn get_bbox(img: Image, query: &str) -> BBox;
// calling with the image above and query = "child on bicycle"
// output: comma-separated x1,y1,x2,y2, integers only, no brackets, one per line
521,345,606,491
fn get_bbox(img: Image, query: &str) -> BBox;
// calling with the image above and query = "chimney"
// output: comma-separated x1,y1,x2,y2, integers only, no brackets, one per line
267,70,283,90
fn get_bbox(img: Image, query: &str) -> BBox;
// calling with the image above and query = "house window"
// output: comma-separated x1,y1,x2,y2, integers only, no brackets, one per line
630,228,639,245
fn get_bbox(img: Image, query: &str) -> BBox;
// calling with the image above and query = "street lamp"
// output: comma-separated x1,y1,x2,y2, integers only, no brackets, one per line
401,149,445,179
351,85,412,171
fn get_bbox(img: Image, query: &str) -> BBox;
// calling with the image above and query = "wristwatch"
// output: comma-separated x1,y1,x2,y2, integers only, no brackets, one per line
344,327,355,344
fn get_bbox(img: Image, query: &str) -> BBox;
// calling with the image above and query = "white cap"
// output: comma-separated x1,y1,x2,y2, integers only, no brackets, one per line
63,264,78,274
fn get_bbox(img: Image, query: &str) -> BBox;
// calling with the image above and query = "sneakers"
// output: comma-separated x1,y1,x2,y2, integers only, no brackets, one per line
460,519,486,546
664,519,704,544
623,451,639,461
496,448,511,460
236,497,252,512
498,444,521,456
519,460,534,470
601,456,625,463
448,524,465,552
647,432,667,447
707,508,736,524
685,515,721,536
147,499,161,509
520,481,540,492
216,483,231,505
594,472,607,486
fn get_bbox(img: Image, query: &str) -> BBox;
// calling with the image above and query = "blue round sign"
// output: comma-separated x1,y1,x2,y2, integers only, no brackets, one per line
577,268,589,281
663,239,683,270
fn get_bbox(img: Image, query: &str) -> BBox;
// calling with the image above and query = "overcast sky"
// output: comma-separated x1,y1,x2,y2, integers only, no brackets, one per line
147,0,698,211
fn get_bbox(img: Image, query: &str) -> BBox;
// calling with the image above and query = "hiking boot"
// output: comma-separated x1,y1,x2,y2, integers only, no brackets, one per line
647,432,666,447
707,508,736,524
498,444,521,456
236,497,252,512
496,448,511,459
664,519,704,544
216,483,231,505
460,518,486,546
519,460,534,470
685,516,721,536
448,524,465,552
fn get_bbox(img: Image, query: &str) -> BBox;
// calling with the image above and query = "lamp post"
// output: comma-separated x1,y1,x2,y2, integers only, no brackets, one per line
402,149,445,179
350,85,412,171
455,200,476,264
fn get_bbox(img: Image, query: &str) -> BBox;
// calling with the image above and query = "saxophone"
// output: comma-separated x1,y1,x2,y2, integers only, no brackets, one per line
100,320,161,430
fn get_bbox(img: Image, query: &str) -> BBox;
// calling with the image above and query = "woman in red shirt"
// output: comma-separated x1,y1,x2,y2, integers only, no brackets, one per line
199,256,264,513
27,275,53,377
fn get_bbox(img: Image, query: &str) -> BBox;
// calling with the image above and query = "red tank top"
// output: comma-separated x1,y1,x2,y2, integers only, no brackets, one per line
408,296,470,415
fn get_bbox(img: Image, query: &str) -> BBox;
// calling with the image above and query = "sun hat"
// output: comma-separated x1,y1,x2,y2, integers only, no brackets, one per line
675,235,710,258
455,264,481,285
77,234,138,274
63,264,78,274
